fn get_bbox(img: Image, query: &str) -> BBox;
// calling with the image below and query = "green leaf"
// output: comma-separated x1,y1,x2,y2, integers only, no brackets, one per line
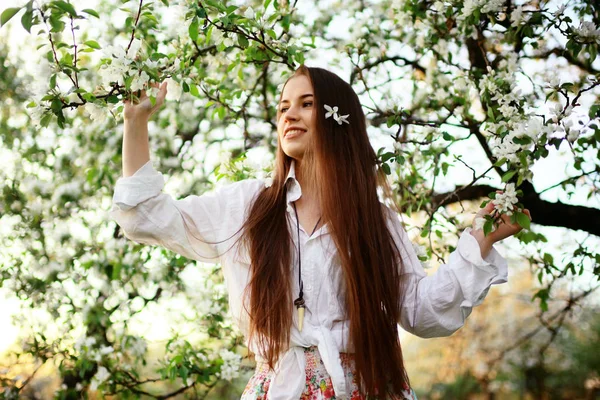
205,25,213,44
516,211,530,230
532,288,549,312
381,152,395,163
386,115,396,128
82,8,100,18
487,106,495,122
20,9,33,32
442,131,454,141
1,7,22,27
189,17,199,41
483,219,493,236
238,33,249,48
381,162,391,175
84,40,101,49
266,29,277,40
191,85,203,98
493,157,507,167
501,170,516,183
54,1,78,17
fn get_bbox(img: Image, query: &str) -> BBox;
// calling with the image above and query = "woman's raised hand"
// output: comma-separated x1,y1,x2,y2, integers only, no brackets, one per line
469,196,532,258
123,81,168,121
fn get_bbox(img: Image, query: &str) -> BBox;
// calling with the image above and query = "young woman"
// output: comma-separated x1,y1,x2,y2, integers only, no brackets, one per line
111,65,530,400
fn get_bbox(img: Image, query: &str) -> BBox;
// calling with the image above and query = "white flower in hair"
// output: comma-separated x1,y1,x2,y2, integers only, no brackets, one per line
324,104,350,125
324,104,338,119
334,113,349,125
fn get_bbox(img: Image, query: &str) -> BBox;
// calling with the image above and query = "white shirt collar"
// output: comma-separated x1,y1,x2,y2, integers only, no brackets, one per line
285,160,302,206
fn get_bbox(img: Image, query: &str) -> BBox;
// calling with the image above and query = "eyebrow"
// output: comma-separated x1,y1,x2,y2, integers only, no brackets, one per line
280,94,314,104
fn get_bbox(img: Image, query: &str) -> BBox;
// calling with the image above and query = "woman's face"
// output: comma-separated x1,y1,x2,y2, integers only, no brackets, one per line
277,75,316,161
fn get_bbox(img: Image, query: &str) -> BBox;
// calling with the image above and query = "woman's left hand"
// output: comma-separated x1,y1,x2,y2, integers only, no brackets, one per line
469,199,532,258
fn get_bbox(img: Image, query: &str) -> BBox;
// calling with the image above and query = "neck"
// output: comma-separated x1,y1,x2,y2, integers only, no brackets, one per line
294,159,319,210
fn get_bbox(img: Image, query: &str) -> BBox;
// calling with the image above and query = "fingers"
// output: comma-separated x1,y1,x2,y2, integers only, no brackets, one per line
523,208,532,220
476,200,495,217
156,81,168,102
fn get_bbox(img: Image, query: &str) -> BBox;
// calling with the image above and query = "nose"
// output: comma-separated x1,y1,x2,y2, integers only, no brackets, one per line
284,105,299,122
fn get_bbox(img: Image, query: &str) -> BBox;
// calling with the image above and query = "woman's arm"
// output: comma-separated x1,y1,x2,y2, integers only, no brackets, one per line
111,81,262,263
384,207,514,338
122,82,166,177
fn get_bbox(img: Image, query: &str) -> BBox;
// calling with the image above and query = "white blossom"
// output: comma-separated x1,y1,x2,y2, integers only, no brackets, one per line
264,176,274,188
99,345,114,355
553,5,566,17
169,4,193,38
510,6,529,27
244,6,255,19
127,38,142,59
144,59,159,69
131,71,150,92
493,183,518,215
75,335,97,352
66,92,82,104
90,366,110,391
574,21,600,44
567,127,581,143
474,217,486,231
28,104,46,128
52,181,82,205
84,103,106,121
165,78,183,101
216,349,242,381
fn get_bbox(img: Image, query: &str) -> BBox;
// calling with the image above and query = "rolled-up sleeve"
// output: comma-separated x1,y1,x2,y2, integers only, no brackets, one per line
109,160,263,263
385,210,508,338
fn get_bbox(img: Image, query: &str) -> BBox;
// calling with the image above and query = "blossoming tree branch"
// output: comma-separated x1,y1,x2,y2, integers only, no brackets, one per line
0,0,598,398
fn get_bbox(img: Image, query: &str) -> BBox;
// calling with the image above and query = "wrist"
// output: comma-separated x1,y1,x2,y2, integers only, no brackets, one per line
469,228,494,259
124,114,150,126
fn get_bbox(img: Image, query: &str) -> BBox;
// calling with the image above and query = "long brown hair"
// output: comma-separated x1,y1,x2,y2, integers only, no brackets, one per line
241,65,409,398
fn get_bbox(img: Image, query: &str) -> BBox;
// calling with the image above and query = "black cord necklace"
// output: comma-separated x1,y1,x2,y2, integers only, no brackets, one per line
292,202,322,332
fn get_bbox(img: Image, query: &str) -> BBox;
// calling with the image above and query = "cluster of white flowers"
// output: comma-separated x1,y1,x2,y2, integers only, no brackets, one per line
27,104,47,128
98,38,176,104
460,0,505,20
99,41,137,87
549,103,584,143
510,6,530,28
216,349,242,381
74,335,96,353
165,77,183,101
84,102,106,122
51,180,82,205
74,334,114,362
573,21,600,44
167,3,193,39
124,335,147,358
490,117,553,172
411,242,431,269
493,183,518,215
90,366,110,391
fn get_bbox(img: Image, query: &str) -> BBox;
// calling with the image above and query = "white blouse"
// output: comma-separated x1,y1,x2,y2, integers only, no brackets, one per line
110,160,508,400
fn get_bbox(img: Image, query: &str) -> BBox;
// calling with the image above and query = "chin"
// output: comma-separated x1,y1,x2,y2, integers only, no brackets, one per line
282,149,304,161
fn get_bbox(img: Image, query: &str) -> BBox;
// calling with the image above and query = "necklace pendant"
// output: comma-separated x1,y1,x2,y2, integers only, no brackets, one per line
297,305,305,332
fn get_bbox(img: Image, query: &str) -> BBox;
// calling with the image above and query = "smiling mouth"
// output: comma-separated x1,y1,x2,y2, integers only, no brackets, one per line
285,129,306,138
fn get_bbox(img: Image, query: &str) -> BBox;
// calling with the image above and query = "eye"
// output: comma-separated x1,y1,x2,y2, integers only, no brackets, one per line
280,107,289,112
303,102,313,107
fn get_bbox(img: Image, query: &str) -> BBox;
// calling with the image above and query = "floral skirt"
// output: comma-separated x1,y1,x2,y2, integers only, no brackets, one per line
241,346,417,400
